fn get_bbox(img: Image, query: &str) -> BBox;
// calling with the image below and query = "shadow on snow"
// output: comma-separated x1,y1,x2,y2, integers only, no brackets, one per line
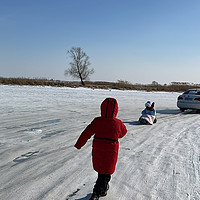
75,193,92,200
123,121,141,125
156,109,180,115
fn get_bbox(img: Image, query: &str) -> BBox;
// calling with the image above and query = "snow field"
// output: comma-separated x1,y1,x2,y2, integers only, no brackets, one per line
0,85,200,200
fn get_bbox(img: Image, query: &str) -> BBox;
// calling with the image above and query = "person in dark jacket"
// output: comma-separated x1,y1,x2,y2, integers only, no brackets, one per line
74,98,127,200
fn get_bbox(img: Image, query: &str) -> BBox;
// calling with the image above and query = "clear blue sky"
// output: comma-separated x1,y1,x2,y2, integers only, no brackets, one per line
1,0,200,84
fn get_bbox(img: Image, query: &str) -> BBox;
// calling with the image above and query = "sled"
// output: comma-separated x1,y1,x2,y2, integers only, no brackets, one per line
139,114,157,125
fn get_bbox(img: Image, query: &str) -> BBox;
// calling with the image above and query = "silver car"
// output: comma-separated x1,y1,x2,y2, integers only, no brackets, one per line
177,89,200,112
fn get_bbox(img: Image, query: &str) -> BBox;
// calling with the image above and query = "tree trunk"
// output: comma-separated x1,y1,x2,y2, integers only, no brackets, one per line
79,75,85,86
81,79,85,86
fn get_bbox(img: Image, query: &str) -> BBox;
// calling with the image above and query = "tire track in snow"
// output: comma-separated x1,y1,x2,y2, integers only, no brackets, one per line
149,114,200,200
109,112,200,200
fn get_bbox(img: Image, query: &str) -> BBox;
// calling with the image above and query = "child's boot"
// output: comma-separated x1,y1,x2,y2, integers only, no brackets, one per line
89,192,99,200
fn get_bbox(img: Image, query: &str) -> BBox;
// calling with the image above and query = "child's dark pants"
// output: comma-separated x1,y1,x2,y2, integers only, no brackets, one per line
93,173,111,196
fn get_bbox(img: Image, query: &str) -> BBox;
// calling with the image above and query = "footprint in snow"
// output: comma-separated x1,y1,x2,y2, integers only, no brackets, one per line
12,151,39,166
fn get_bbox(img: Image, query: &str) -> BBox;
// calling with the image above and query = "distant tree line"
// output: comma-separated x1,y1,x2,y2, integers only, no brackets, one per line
1,77,200,92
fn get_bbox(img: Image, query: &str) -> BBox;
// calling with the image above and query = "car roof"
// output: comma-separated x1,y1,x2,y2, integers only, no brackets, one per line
186,89,200,91
184,89,200,94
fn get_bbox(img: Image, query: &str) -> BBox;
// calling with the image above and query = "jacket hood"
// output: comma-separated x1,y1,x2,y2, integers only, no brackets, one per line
101,98,118,118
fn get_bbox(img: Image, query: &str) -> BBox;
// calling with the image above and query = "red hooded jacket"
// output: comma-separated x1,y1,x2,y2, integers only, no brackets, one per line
74,98,127,174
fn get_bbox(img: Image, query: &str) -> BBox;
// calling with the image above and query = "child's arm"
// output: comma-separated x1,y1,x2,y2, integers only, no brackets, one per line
118,122,127,139
141,109,146,115
74,119,96,149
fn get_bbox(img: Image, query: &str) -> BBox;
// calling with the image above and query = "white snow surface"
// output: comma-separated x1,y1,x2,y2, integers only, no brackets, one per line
0,85,200,200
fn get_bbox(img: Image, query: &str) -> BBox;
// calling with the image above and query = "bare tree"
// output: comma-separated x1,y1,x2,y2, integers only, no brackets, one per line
65,47,94,86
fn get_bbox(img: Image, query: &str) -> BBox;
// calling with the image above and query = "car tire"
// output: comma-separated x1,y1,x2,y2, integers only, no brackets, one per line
180,108,185,112
196,110,200,114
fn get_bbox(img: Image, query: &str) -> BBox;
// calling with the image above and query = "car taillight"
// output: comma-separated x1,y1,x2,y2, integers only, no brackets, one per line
178,96,183,100
194,97,200,101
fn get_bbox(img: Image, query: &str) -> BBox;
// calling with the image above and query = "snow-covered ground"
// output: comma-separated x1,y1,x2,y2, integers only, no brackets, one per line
0,85,200,200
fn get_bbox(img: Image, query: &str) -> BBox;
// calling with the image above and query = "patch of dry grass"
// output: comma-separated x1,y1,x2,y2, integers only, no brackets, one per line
0,77,200,92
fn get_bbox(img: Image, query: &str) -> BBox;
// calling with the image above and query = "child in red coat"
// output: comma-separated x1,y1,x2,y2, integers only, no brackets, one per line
74,98,127,200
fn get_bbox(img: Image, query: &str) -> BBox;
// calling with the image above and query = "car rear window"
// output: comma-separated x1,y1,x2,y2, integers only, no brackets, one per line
189,91,197,94
183,90,200,95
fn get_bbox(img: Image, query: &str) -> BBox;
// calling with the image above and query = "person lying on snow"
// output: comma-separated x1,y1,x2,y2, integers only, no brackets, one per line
139,101,157,125
74,98,127,200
